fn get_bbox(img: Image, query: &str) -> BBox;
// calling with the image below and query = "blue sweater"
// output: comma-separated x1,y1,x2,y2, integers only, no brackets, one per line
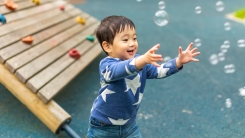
91,54,182,125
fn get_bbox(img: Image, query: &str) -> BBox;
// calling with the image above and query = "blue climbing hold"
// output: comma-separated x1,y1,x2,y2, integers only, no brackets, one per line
0,14,6,24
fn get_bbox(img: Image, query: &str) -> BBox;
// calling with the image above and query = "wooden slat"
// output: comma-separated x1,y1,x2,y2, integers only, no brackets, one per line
0,63,71,134
0,0,55,15
0,0,24,6
26,39,98,93
15,22,99,84
0,9,86,63
2,1,66,24
38,43,102,103
0,0,68,37
5,17,97,73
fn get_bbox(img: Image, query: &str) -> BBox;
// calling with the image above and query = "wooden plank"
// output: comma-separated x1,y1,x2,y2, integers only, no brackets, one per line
0,63,71,134
0,0,68,36
0,6,77,49
0,0,24,6
38,43,102,103
26,39,98,93
0,0,55,15
15,21,99,84
5,17,97,73
2,1,66,24
0,9,86,63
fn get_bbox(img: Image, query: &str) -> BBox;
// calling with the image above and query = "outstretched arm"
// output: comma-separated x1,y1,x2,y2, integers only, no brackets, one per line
176,43,200,68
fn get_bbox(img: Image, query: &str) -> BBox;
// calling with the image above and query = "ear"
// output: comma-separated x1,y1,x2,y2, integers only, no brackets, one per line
102,41,112,53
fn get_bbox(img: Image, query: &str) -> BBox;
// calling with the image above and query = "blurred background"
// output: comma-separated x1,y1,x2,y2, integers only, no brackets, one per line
1,0,245,137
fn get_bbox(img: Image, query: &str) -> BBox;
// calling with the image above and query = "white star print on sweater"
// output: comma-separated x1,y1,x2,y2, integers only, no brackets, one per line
91,54,182,125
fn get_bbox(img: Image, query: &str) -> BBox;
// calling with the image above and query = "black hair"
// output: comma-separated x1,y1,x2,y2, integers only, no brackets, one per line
95,15,135,55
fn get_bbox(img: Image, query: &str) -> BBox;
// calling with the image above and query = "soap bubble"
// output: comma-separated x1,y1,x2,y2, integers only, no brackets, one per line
218,52,225,61
163,56,171,62
224,64,235,74
216,1,225,12
158,1,165,10
225,98,232,108
220,45,228,53
136,0,142,2
223,40,230,48
194,38,202,47
224,22,231,31
209,54,219,65
153,10,169,26
195,6,202,14
237,39,245,47
239,87,245,96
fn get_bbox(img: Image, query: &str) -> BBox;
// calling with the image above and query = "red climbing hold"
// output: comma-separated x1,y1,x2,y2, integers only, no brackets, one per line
69,49,81,59
60,5,65,11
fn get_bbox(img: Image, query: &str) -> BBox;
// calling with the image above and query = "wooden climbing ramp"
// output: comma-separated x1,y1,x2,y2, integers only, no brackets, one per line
0,0,102,136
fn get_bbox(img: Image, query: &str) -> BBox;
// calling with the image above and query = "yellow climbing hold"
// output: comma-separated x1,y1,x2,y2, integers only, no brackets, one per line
32,0,40,5
76,16,86,25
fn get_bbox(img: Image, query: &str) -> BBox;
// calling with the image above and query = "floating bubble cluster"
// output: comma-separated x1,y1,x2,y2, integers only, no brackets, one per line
153,10,169,26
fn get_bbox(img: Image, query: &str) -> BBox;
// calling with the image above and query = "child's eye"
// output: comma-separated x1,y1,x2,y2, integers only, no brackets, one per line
123,39,128,41
134,38,137,40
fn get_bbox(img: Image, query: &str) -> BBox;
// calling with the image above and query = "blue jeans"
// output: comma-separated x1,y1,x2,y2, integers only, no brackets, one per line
87,116,142,138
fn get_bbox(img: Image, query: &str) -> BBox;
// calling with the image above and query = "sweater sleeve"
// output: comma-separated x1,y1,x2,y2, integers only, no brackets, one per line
100,57,141,82
145,58,183,79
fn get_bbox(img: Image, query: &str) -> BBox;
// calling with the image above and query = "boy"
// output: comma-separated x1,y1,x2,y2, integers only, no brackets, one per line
87,15,200,138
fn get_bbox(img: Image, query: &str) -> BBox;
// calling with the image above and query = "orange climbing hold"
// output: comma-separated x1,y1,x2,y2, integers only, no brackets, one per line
22,36,34,44
5,0,18,10
69,49,81,59
76,16,86,25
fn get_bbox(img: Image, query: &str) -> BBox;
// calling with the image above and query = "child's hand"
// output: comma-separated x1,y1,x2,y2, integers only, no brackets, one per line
143,44,163,67
176,43,200,68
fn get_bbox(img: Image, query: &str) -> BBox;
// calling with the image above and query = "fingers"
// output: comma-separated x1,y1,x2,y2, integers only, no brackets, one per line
192,52,201,57
149,44,160,54
179,46,182,54
152,62,161,67
191,47,198,53
187,43,193,51
192,58,199,62
150,54,163,62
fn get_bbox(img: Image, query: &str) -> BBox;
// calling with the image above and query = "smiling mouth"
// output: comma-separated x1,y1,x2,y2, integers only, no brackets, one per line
127,49,134,55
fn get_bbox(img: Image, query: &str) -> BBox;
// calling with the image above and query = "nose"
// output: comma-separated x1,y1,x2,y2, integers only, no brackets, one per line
129,40,135,47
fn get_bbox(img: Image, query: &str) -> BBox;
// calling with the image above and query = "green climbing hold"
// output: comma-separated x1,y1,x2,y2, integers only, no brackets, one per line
86,35,95,42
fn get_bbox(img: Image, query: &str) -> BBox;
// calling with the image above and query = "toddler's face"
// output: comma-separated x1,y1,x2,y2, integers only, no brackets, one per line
109,26,138,60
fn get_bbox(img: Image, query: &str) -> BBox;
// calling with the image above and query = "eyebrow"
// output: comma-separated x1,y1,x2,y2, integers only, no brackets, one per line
121,33,137,38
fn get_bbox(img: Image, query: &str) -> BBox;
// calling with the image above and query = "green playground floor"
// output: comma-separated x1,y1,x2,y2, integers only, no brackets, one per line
1,0,245,137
